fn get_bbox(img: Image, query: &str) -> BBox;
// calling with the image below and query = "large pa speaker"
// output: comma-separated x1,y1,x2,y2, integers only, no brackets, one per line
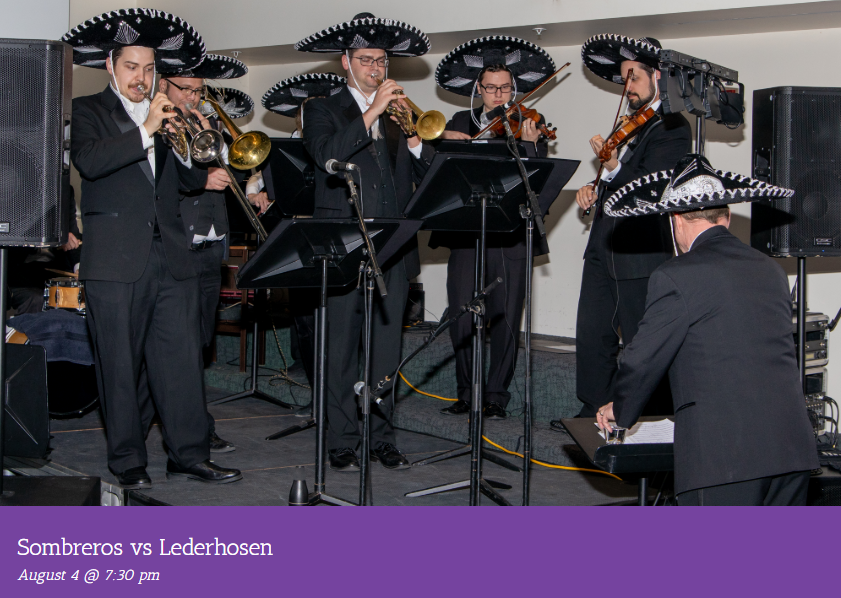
3,344,50,458
0,39,72,247
751,87,841,257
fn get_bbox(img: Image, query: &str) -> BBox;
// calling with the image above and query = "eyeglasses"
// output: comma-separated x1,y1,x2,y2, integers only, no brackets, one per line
479,83,513,95
166,80,205,96
353,56,389,68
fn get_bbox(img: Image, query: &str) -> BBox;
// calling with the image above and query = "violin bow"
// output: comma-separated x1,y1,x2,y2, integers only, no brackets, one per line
471,62,570,140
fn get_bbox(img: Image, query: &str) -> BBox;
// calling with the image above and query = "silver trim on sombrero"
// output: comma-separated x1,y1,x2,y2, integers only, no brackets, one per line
180,54,248,79
62,8,205,72
294,17,430,56
435,35,555,95
261,73,347,114
200,88,254,119
604,169,795,217
581,33,660,83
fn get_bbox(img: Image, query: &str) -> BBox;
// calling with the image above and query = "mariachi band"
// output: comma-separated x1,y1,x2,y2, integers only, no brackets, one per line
59,8,818,505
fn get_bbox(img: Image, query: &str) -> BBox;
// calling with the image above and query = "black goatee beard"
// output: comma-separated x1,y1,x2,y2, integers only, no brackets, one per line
628,79,656,111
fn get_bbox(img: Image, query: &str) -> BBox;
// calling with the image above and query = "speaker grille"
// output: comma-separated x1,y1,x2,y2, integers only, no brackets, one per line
0,41,68,246
752,87,841,256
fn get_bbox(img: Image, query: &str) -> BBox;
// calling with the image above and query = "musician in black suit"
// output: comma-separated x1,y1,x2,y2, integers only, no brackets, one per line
432,36,557,418
160,56,261,454
299,13,435,471
64,11,242,489
552,35,691,425
597,154,819,505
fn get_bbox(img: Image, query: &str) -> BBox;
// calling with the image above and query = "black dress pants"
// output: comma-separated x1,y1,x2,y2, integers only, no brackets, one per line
195,241,224,433
575,239,650,418
325,260,408,450
85,238,209,474
677,471,810,506
447,247,526,408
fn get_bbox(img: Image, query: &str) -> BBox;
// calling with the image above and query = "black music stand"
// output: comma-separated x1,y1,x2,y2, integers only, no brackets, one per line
561,417,675,506
267,138,316,217
403,153,577,505
237,217,422,506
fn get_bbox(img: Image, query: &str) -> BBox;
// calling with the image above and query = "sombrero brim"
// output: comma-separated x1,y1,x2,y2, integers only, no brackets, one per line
294,16,429,56
582,34,660,84
604,155,795,217
262,73,346,115
179,54,247,80
436,36,556,97
62,7,205,73
201,88,253,119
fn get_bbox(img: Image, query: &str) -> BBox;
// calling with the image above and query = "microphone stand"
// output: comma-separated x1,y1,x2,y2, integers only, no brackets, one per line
500,111,544,506
344,168,386,505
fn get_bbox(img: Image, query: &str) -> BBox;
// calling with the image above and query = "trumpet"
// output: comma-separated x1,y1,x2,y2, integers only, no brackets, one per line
373,77,446,140
136,84,225,164
202,86,271,170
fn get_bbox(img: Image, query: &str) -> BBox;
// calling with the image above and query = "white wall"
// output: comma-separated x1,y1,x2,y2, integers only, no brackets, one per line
0,0,69,40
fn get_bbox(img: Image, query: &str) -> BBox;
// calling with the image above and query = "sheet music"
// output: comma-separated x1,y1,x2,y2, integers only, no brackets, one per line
596,419,674,444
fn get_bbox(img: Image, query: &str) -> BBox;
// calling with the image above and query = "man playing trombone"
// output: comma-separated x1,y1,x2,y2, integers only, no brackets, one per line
64,9,242,488
297,13,435,471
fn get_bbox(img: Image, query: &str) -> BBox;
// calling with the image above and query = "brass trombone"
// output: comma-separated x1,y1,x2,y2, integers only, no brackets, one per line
202,86,272,170
373,77,446,140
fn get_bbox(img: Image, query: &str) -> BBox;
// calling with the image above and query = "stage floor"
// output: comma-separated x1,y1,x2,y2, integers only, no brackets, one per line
43,388,639,506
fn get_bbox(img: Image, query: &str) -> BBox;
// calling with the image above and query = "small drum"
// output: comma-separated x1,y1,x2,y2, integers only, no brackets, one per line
44,277,86,314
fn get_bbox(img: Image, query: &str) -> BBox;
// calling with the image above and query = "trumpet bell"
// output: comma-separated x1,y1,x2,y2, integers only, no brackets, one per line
229,131,272,170
416,110,447,141
190,128,224,163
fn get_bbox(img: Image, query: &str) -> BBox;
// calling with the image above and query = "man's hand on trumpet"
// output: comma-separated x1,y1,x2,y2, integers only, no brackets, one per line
143,93,176,137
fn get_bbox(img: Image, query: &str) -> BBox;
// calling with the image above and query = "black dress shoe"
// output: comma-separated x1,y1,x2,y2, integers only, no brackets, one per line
116,466,152,490
370,443,410,470
440,399,470,415
483,402,507,420
166,459,243,484
209,432,236,453
328,448,360,471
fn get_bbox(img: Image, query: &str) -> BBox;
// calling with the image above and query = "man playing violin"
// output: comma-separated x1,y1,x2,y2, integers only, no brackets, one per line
298,13,435,471
551,35,692,425
433,37,555,419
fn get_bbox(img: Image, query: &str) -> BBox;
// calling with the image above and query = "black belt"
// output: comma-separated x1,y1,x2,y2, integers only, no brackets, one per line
191,238,224,251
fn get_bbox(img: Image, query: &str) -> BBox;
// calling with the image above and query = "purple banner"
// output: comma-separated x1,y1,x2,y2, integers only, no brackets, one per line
0,506,821,596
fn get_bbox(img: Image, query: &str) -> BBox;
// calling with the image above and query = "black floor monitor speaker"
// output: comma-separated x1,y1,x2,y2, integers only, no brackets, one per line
0,38,72,247
751,87,841,257
3,344,50,458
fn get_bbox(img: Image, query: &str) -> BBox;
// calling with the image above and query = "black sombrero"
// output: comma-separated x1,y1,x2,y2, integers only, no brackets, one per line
201,88,254,119
436,36,556,96
62,7,205,73
582,34,661,85
604,154,795,218
262,73,346,116
294,12,430,56
177,54,247,80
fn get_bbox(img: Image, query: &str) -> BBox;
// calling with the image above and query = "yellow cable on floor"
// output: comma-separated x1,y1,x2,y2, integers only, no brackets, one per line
397,372,622,481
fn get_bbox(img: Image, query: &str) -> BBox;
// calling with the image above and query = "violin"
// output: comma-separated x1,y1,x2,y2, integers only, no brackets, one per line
485,106,557,140
472,63,570,140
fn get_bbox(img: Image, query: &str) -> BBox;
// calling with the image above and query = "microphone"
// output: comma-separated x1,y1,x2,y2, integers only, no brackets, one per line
326,159,358,175
483,102,511,122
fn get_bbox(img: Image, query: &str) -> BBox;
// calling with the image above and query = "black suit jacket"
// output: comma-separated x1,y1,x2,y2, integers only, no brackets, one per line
428,108,550,259
611,226,819,494
303,87,435,280
589,110,692,280
71,86,207,282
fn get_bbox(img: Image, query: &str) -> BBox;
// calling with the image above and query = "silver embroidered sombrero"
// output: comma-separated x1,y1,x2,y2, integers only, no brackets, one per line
582,34,661,84
262,73,346,116
200,88,253,119
62,7,205,73
178,54,247,80
294,12,430,57
435,36,556,97
603,154,795,217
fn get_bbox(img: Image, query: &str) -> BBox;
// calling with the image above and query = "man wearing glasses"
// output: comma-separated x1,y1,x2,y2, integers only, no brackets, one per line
300,14,435,471
432,62,548,420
